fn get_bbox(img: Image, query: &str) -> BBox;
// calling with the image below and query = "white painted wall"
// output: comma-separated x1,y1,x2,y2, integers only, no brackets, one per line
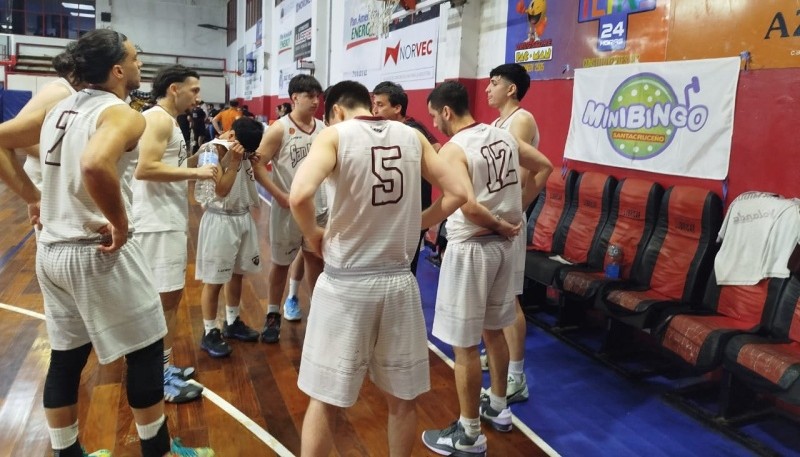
95,0,228,59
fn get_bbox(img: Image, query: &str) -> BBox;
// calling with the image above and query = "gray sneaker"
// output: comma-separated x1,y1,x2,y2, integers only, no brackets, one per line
479,395,513,432
164,371,203,403
421,421,487,457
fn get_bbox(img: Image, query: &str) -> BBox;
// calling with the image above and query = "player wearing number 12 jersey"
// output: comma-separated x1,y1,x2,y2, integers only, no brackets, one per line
290,80,467,457
422,81,552,457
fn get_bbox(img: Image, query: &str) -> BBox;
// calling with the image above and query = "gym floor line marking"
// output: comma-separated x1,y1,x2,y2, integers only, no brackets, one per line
0,229,34,270
0,301,294,457
426,340,562,457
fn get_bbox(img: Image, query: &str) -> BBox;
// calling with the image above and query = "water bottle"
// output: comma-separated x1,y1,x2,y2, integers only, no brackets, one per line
194,143,219,205
605,244,623,279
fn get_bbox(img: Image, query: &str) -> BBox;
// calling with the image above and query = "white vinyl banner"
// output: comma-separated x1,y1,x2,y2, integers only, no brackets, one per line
334,1,439,90
273,0,315,98
564,57,740,179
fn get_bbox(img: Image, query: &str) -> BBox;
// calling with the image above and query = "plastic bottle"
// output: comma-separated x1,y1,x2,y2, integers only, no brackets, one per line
605,244,623,279
194,143,219,205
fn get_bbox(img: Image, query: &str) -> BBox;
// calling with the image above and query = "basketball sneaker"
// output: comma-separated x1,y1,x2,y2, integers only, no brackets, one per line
222,317,260,342
479,348,489,371
164,370,203,404
479,395,513,432
200,329,232,358
506,373,529,404
421,421,487,457
170,437,215,456
260,312,281,343
164,364,195,381
283,296,302,321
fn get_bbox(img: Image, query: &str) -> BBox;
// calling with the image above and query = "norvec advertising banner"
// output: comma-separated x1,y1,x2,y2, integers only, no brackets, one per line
564,57,739,179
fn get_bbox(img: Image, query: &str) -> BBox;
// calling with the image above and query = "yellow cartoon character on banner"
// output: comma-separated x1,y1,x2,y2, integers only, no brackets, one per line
517,0,547,42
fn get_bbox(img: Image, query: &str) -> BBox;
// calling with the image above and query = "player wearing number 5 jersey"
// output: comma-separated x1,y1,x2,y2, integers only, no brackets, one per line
290,81,467,457
422,81,552,457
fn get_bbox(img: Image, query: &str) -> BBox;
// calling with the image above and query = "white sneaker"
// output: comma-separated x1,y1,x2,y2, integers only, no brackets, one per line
506,374,529,404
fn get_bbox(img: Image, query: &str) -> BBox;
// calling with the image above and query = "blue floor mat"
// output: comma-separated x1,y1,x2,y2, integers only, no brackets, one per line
415,248,800,457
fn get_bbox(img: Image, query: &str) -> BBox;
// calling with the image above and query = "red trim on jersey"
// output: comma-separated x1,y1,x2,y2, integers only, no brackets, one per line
494,107,521,128
355,115,385,121
454,122,481,135
288,113,318,135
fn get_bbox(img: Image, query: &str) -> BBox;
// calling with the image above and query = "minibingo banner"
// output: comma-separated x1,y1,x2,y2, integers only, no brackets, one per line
564,57,739,179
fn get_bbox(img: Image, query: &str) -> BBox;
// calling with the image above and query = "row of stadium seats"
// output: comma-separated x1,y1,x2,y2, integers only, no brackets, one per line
521,170,800,414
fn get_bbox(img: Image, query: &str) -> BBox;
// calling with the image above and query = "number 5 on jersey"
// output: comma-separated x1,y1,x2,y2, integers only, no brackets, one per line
371,146,404,206
45,110,79,166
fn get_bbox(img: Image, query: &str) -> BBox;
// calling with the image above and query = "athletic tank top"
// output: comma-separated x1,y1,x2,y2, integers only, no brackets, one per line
271,114,325,193
38,89,135,243
131,105,189,233
323,117,422,273
493,107,540,148
23,78,77,190
445,123,523,243
205,139,259,213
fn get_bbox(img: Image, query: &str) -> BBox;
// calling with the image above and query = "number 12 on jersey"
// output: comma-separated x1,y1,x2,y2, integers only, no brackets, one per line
481,140,518,193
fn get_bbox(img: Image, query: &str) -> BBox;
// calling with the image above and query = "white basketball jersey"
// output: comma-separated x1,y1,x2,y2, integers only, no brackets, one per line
323,117,422,272
131,106,189,233
493,107,540,148
271,114,325,193
445,123,523,243
205,139,259,213
22,77,77,190
38,89,134,243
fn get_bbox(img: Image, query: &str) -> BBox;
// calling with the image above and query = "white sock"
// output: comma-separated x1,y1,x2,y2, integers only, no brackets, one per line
508,359,524,383
226,305,240,325
288,279,299,298
203,319,217,335
163,347,172,369
267,304,280,314
49,420,78,450
489,391,507,412
135,414,165,440
459,415,481,438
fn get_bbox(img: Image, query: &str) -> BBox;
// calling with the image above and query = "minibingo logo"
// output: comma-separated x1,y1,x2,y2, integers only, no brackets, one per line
581,72,708,160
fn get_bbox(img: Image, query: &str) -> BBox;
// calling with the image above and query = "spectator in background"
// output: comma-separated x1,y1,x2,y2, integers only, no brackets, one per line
212,100,241,134
275,102,292,120
207,103,222,139
176,108,191,146
241,105,255,118
191,101,207,152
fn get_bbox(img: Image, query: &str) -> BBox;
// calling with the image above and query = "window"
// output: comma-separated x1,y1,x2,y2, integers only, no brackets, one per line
0,0,96,39
245,0,261,30
226,0,237,45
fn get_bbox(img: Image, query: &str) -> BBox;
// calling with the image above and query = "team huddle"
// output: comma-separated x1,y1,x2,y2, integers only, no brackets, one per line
0,29,552,457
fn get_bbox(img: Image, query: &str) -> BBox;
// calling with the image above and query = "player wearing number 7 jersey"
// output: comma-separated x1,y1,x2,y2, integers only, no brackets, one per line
422,80,552,457
290,80,467,457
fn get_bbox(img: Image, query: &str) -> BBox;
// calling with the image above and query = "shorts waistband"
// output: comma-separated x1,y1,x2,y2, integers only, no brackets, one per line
323,264,411,278
41,232,134,246
206,207,250,216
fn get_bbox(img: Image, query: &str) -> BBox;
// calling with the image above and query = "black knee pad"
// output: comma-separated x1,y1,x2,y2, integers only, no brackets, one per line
43,343,92,409
125,339,164,409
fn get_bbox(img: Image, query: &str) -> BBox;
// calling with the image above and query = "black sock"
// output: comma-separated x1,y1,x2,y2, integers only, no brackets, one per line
53,440,82,457
140,418,170,457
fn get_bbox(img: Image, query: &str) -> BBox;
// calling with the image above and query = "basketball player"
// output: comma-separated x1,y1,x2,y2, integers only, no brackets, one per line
292,80,466,457
0,29,212,456
481,62,551,404
372,80,441,275
421,81,552,457
255,74,326,342
197,118,265,358
0,51,88,232
132,65,218,402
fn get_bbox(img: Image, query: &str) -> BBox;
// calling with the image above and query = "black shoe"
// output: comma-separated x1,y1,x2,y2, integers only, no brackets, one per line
222,317,260,342
200,328,232,358
260,312,281,343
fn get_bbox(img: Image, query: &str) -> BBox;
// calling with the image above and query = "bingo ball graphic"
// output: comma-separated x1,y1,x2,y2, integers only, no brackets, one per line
608,73,677,160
